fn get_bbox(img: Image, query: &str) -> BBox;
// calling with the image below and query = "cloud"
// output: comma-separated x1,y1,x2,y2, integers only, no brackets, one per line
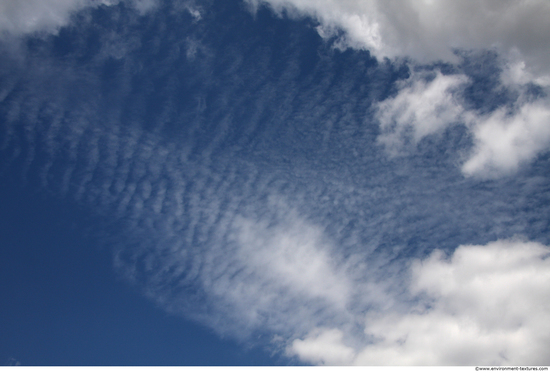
290,328,355,365
250,0,550,177
130,0,158,14
0,0,164,38
188,211,357,337
288,238,550,365
233,214,351,309
2,2,550,365
0,0,111,37
375,69,550,178
376,71,469,154
6,357,21,366
246,0,550,76
462,100,550,177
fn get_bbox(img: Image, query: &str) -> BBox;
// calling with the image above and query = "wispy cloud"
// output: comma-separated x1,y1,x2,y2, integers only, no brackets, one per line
6,357,21,366
0,0,115,38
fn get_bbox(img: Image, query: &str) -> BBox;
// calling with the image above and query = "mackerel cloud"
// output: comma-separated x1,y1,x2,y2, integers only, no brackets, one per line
248,0,550,177
0,0,158,37
1,0,549,366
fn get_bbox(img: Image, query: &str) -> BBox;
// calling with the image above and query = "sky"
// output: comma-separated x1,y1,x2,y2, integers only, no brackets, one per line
1,0,550,366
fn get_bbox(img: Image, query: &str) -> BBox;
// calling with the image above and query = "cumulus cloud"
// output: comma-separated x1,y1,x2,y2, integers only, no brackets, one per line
290,328,355,365
246,0,550,76
462,100,550,177
376,71,469,154
375,69,550,178
288,238,550,365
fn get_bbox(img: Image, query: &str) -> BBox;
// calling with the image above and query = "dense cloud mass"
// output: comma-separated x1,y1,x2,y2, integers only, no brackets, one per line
0,0,549,366
289,239,550,365
246,0,550,74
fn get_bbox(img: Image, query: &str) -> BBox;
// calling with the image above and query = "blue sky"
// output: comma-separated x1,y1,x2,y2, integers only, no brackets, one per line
1,0,550,366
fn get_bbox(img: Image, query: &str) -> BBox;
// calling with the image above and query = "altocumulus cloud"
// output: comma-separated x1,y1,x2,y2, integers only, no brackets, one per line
1,0,550,366
0,0,160,37
249,0,550,178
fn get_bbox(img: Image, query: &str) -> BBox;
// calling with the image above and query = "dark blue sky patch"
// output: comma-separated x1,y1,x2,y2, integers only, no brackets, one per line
0,180,281,365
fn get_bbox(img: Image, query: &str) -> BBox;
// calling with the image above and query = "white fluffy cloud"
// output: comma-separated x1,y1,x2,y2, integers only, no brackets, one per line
462,101,550,177
375,70,550,178
464,58,550,177
376,71,468,154
246,0,550,76
288,239,550,365
290,328,356,365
